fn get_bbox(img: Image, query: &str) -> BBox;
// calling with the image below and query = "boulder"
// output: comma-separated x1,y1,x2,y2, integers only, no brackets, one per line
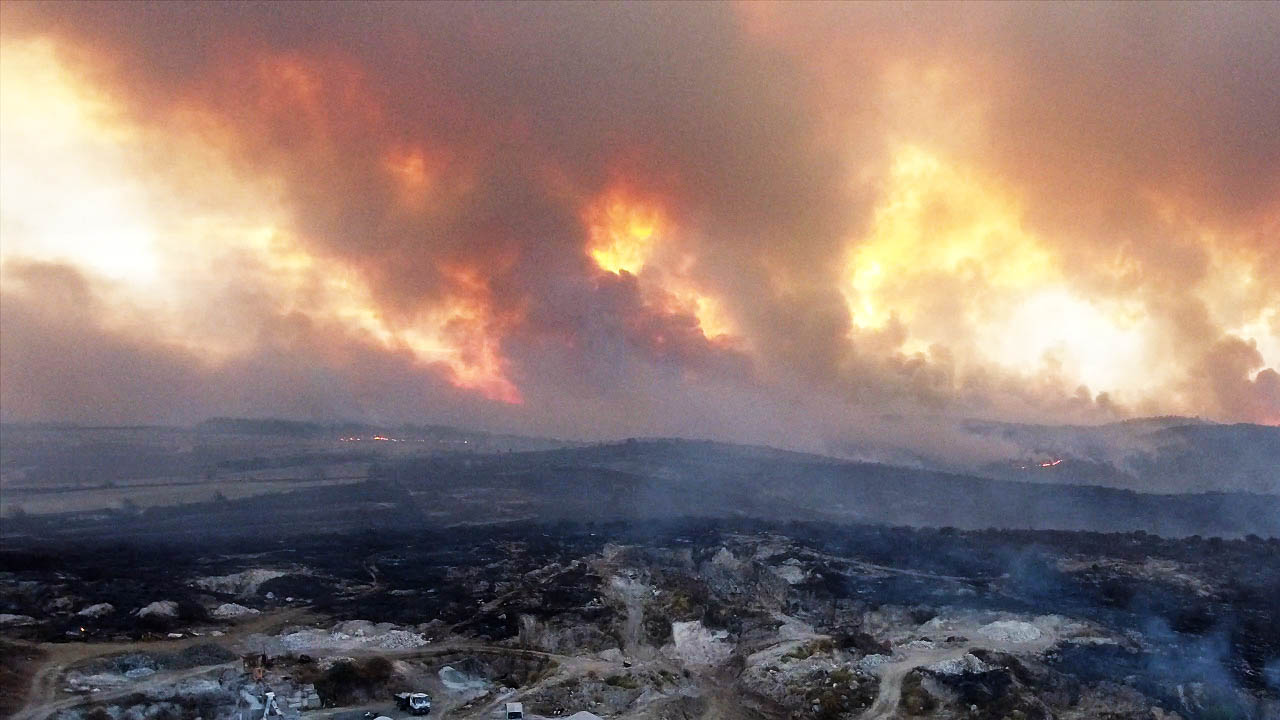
78,603,115,618
135,601,179,619
194,569,286,597
212,603,260,618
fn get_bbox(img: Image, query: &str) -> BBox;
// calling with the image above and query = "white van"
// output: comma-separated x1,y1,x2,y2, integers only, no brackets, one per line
503,703,524,720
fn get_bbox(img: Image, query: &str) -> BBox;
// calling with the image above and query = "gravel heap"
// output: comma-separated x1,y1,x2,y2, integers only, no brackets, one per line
978,620,1043,644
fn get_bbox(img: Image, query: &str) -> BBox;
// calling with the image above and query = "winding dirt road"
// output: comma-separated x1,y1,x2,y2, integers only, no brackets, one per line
860,645,972,720
11,608,315,720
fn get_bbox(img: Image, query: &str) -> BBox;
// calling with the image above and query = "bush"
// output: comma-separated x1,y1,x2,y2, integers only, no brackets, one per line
604,674,639,689
313,657,396,705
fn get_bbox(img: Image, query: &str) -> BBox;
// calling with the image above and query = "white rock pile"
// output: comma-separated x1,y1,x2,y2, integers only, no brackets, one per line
925,653,993,676
666,620,733,667
978,620,1042,644
212,603,260,619
78,603,115,617
274,620,428,653
194,569,287,597
135,601,179,619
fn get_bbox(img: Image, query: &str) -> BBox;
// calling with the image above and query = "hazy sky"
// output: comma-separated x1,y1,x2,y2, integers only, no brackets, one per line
1,3,1277,449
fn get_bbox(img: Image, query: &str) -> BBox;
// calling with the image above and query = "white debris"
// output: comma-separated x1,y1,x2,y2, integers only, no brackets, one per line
212,603,261,618
439,665,490,697
77,603,115,618
566,713,604,720
124,668,157,680
136,600,179,619
66,673,130,691
194,569,286,597
666,620,733,667
925,653,993,676
857,654,891,673
710,547,741,569
0,614,36,626
275,621,428,653
978,620,1042,644
772,561,807,585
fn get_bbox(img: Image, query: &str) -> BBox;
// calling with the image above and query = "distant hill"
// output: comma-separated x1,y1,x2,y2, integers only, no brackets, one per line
959,417,1280,494
376,439,1280,538
5,436,1276,542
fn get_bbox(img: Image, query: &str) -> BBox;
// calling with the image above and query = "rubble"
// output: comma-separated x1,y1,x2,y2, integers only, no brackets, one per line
282,683,322,710
666,620,733,667
978,620,1044,644
924,652,993,675
244,620,429,656
858,654,892,673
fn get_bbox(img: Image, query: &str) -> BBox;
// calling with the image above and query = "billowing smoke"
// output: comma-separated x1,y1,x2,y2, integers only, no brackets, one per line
1,3,1277,450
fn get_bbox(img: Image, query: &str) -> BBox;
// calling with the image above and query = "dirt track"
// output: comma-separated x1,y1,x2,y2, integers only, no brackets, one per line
858,617,1060,720
860,645,971,720
10,608,315,720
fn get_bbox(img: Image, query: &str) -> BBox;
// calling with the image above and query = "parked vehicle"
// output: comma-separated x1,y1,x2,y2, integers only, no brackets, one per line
394,692,432,716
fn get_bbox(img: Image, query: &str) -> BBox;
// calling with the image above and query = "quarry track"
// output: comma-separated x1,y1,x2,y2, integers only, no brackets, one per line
859,618,1060,719
12,661,240,720
9,608,586,720
860,646,972,720
10,608,315,720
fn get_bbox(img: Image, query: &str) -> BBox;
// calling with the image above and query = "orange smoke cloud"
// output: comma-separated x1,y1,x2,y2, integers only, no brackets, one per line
584,187,663,276
583,185,738,344
1,2,1276,442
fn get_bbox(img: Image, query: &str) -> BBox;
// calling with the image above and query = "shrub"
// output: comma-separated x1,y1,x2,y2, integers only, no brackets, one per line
604,674,639,689
313,656,396,705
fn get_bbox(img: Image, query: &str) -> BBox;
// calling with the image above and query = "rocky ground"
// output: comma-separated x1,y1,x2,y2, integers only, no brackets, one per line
2,519,1278,720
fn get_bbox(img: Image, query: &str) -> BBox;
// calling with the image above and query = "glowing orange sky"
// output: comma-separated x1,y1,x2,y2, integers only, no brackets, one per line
1,3,1277,443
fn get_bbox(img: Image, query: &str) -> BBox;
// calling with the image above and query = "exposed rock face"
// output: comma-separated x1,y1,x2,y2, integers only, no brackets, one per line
666,620,733,667
438,665,490,703
135,600,179,619
77,603,115,617
771,561,807,585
